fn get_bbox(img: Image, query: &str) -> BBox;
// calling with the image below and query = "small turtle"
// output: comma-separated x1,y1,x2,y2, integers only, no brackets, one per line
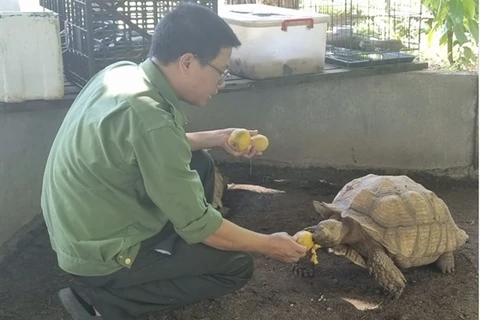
292,174,468,299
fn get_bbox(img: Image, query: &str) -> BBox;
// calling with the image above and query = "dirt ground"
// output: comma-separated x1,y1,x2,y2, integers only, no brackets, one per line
0,165,478,320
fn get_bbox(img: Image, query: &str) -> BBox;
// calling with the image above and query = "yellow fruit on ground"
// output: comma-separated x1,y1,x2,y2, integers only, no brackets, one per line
295,230,321,265
228,129,251,152
250,134,269,152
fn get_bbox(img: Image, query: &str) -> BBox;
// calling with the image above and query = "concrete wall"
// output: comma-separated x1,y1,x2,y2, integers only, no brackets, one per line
0,108,68,249
185,71,478,174
0,70,477,249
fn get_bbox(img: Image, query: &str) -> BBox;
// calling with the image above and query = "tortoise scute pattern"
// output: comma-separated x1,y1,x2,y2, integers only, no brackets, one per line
339,175,466,260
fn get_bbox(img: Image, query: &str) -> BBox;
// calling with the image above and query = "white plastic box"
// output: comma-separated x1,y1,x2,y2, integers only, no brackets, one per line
218,4,330,79
0,8,64,103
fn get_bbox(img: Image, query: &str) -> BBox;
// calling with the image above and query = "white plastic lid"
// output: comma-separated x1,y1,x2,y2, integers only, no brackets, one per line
0,0,54,12
218,4,330,27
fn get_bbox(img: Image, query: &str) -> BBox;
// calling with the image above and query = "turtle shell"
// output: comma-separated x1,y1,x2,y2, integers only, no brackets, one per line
332,174,468,258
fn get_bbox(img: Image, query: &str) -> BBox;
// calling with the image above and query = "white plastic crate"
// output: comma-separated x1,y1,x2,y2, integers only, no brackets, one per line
219,4,330,79
0,9,64,103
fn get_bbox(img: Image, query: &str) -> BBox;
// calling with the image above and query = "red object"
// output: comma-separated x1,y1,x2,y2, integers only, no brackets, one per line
281,18,314,31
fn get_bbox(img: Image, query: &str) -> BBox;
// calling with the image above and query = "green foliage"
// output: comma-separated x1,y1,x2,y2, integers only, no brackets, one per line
422,0,478,68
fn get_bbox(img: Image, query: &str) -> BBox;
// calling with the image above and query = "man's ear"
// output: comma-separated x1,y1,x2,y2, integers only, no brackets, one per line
178,53,195,74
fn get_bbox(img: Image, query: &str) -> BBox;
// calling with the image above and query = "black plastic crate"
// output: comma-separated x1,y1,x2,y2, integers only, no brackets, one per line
325,48,416,68
61,0,217,87
39,0,66,21
306,0,426,68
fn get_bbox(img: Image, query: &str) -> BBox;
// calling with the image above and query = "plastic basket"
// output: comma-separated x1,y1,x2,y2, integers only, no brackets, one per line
58,0,217,87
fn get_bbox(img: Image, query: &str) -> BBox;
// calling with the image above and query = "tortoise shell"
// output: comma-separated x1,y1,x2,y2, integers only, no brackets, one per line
332,174,468,258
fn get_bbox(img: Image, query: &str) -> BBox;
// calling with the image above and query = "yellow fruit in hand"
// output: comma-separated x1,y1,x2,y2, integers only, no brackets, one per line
228,129,251,152
295,230,321,265
295,230,315,250
250,134,269,152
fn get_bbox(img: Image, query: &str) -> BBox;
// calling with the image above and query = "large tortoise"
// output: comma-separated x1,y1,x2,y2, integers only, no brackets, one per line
292,174,468,299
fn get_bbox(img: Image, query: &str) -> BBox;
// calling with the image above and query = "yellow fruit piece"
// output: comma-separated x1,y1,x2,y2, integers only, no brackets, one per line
310,244,321,264
295,230,315,250
251,134,269,152
295,230,321,265
228,129,251,152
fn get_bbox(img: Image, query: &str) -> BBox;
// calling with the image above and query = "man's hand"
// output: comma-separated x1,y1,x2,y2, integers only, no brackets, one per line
203,220,307,263
218,128,263,159
186,128,264,158
264,232,308,263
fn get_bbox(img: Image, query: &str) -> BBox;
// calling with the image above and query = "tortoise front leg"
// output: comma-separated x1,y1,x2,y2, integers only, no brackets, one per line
291,250,315,277
367,245,407,299
330,244,367,268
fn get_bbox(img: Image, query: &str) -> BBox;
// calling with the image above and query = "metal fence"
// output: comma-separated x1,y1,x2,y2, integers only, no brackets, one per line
226,0,428,67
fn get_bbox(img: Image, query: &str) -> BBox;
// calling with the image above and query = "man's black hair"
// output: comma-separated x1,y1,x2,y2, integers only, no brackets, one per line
149,2,241,65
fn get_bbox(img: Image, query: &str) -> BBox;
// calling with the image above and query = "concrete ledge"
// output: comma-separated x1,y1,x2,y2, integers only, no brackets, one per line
0,62,429,112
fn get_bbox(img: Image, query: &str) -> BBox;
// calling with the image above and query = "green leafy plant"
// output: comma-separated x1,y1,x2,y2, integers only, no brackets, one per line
422,0,478,68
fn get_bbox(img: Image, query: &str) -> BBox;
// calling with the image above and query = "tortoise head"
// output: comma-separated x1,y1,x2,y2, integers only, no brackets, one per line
310,219,346,247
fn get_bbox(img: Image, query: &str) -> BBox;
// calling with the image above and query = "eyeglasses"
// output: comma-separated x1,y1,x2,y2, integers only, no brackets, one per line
193,54,230,85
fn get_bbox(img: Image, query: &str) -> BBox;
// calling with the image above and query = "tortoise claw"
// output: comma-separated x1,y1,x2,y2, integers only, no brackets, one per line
291,253,315,278
436,252,455,274
291,262,314,277
384,288,403,300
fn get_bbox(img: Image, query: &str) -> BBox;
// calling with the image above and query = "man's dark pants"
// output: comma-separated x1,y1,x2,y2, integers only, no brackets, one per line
72,150,254,320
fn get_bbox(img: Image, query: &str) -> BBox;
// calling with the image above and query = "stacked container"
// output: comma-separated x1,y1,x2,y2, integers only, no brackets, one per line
218,4,330,79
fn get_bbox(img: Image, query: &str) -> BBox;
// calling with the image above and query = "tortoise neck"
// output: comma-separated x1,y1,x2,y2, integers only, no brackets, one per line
342,219,364,243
